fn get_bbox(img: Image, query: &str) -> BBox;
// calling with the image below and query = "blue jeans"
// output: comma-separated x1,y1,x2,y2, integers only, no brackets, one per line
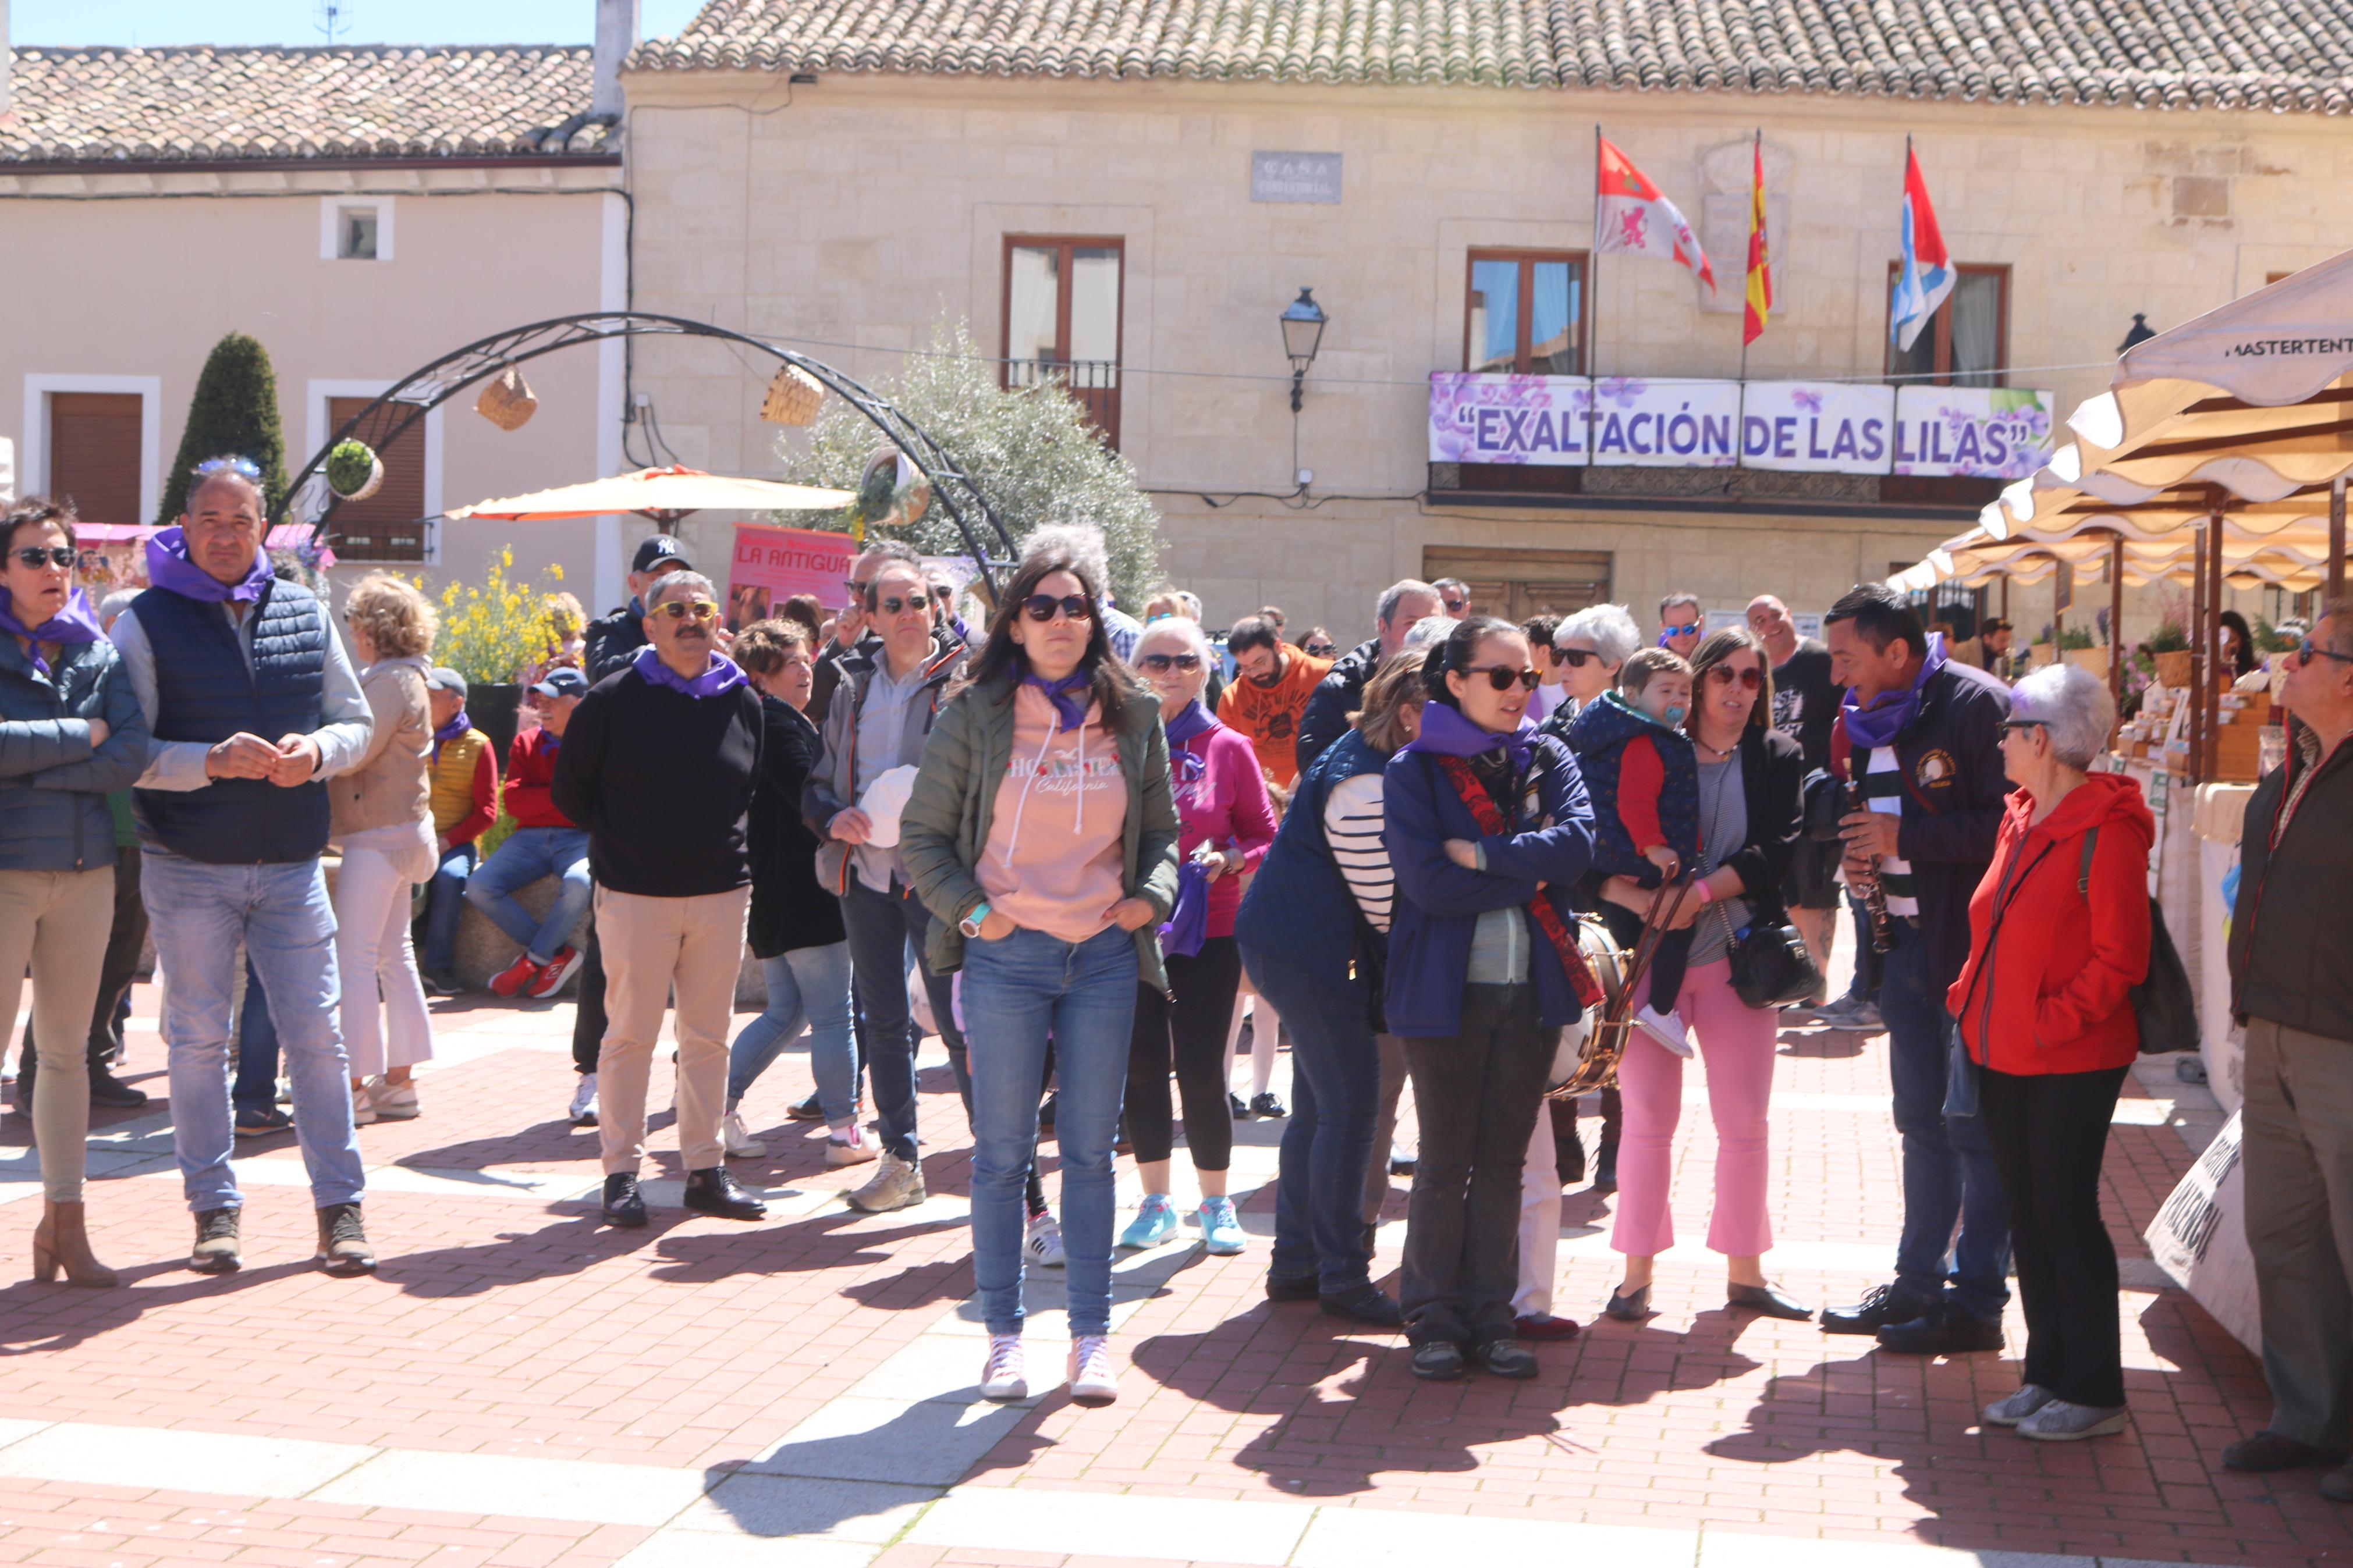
232,958,278,1117
466,827,591,965
141,849,365,1213
727,942,858,1123
1247,947,1380,1295
1881,918,2011,1321
961,925,1138,1337
421,842,478,973
842,879,965,1163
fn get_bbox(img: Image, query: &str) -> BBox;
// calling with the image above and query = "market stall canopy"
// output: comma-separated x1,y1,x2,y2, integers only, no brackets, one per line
446,466,852,529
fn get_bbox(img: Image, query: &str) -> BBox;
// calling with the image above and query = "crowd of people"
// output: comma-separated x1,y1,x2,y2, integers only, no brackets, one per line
4,463,2353,1481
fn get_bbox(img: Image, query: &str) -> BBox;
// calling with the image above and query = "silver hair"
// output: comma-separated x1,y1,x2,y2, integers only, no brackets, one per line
1556,603,1643,668
647,569,718,609
2010,661,2116,770
98,588,140,628
1376,578,1437,628
1021,524,1111,587
1403,613,1457,650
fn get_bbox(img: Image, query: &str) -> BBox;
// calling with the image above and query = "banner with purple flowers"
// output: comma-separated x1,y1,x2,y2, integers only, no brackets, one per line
1738,382,1897,473
1585,378,1742,468
1891,387,2055,479
1427,374,1592,465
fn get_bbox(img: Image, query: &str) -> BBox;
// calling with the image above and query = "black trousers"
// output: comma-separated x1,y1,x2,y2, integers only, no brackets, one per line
570,912,607,1076
1978,1061,2130,1409
1400,983,1553,1346
1125,937,1242,1171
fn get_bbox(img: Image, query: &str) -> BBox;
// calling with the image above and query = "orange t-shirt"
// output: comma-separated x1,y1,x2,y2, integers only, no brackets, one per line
1216,650,1332,788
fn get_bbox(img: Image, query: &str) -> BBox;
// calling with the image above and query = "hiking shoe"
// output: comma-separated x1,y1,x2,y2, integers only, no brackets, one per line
1024,1208,1067,1268
1983,1385,2057,1428
601,1172,647,1228
1197,1196,1246,1256
1119,1193,1180,1250
846,1152,925,1213
190,1207,242,1273
314,1202,375,1275
489,954,542,998
722,1111,766,1159
683,1166,767,1221
568,1073,599,1127
1410,1341,1466,1381
527,946,585,999
1470,1337,1539,1379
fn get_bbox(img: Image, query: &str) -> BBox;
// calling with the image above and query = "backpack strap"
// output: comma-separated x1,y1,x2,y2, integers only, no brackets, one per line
2077,824,2099,896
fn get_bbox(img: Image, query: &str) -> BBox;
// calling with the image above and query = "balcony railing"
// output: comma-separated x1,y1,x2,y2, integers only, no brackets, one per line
1006,356,1120,448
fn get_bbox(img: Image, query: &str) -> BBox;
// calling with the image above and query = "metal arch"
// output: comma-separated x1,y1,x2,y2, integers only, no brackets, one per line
281,311,1020,592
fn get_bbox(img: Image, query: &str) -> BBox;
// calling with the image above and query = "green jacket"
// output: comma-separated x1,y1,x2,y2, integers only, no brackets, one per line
900,670,1183,989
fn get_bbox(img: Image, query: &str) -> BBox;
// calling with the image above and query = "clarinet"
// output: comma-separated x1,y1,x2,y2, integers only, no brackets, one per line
1847,776,1896,954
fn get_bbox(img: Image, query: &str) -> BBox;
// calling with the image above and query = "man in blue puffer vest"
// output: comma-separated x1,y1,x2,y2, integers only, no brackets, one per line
109,458,379,1276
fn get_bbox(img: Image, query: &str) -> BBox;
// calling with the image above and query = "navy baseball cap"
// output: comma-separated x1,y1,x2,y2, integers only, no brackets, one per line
633,535,691,575
531,668,590,698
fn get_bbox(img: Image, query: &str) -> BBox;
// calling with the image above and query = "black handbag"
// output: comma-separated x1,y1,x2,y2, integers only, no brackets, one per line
2078,829,2199,1055
1724,912,1825,1009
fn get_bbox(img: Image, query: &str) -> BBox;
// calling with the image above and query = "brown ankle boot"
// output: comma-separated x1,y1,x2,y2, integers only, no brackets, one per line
33,1199,119,1287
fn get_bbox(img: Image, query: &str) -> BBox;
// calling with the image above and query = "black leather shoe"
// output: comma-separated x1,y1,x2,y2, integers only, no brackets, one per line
786,1090,825,1122
683,1167,766,1221
1820,1282,1923,1335
1470,1337,1539,1379
1729,1281,1813,1320
1603,1283,1652,1321
601,1172,647,1228
2223,1430,2350,1472
1877,1306,2004,1355
1265,1273,1320,1303
1410,1341,1467,1381
1320,1283,1405,1327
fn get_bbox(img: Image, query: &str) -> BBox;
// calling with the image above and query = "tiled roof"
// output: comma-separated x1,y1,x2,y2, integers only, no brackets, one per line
0,46,616,165
630,0,2353,112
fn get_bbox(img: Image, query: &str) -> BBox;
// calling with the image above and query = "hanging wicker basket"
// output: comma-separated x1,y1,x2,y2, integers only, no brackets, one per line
476,365,539,432
325,440,384,502
761,364,825,426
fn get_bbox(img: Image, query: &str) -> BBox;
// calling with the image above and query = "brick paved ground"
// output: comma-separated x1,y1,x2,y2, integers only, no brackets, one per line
2,979,2345,1568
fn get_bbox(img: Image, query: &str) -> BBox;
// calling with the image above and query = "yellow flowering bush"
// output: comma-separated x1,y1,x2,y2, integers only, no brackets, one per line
423,549,569,684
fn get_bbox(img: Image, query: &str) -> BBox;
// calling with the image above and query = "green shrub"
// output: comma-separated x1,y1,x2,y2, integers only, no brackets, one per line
159,332,289,524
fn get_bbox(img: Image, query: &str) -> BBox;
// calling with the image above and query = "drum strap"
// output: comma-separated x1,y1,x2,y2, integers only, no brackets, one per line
1435,756,1604,1008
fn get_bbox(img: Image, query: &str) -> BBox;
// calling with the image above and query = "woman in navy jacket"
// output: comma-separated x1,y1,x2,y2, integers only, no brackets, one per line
1383,617,1595,1380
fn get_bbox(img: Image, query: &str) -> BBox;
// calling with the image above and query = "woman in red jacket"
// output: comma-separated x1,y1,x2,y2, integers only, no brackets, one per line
1947,662,2152,1444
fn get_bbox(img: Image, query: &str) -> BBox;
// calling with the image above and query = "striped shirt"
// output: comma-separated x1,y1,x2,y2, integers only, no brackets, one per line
1859,745,1920,916
1323,770,1394,931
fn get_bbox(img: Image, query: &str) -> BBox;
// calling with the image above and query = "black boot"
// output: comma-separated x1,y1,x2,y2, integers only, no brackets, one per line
1551,1097,1585,1186
1593,1086,1622,1192
601,1172,647,1228
87,1039,147,1110
683,1166,766,1221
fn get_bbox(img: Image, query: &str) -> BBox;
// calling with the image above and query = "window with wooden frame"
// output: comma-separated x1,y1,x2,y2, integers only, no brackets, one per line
1886,262,2010,387
45,392,144,525
1464,250,1587,375
1002,236,1123,447
326,396,429,561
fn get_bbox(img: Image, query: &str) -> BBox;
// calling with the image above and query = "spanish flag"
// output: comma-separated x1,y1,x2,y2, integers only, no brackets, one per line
1742,133,1772,346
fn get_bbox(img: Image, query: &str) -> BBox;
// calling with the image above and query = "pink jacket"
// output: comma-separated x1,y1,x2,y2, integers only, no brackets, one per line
1174,721,1280,937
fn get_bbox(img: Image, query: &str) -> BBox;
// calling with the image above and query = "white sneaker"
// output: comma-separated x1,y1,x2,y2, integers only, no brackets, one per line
1637,1005,1695,1058
364,1076,420,1120
568,1073,599,1127
1024,1208,1066,1268
1067,1334,1118,1406
824,1123,878,1168
979,1334,1027,1402
722,1111,766,1159
846,1151,926,1213
349,1084,378,1126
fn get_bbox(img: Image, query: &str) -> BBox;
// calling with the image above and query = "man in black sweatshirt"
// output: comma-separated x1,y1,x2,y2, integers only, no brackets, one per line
554,569,767,1230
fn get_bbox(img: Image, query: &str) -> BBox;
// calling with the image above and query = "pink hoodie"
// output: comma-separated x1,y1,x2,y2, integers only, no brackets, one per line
977,683,1128,943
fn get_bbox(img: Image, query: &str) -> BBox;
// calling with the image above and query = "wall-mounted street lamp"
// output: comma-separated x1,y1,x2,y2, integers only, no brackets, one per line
1281,287,1328,414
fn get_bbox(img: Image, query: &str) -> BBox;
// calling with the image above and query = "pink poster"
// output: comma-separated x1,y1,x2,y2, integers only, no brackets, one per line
726,523,856,631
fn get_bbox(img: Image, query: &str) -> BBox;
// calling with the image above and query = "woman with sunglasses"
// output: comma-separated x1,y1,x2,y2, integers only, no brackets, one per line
1596,625,1810,1324
1117,617,1277,1256
1383,617,1596,1379
0,498,147,1285
900,550,1180,1408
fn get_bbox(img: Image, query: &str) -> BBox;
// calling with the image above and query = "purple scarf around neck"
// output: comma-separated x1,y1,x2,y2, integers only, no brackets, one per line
1840,631,1949,752
431,710,471,763
1398,698,1536,772
0,585,105,678
1025,670,1092,733
146,525,274,605
1163,698,1215,784
632,642,748,699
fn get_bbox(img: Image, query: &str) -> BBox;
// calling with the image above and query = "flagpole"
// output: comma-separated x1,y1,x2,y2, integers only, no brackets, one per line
1591,123,1602,380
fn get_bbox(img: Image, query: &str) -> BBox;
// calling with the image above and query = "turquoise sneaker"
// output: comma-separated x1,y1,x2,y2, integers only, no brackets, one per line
1119,1194,1179,1250
1197,1196,1246,1256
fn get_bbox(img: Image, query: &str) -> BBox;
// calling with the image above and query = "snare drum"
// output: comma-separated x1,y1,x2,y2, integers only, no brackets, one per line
1545,916,1627,1097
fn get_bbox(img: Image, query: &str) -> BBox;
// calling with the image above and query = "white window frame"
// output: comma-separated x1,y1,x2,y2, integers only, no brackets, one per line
20,374,164,524
320,194,395,262
307,378,442,564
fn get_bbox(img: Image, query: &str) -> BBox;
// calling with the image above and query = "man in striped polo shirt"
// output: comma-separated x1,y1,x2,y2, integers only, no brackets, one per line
1816,585,2013,1356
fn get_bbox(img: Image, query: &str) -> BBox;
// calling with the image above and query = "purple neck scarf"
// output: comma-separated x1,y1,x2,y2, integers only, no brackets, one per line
431,711,471,764
146,526,274,605
0,585,105,678
1841,631,1949,752
1399,699,1536,773
632,642,748,699
1163,698,1216,785
1025,671,1092,733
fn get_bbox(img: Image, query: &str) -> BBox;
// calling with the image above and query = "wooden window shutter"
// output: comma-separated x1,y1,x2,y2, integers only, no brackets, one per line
328,396,428,561
47,393,143,525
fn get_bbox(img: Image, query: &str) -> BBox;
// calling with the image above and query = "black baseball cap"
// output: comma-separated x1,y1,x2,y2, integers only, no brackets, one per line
531,669,589,699
633,536,691,575
1982,619,2013,634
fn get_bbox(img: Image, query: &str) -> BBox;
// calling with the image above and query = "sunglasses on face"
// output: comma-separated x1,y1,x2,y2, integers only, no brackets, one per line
2297,637,2353,667
1440,598,1469,614
1140,652,1202,673
1021,593,1092,623
874,592,932,615
12,546,75,570
1552,645,1601,667
1665,623,1699,639
1706,664,1763,691
1464,664,1542,692
652,599,721,623
1303,642,1337,657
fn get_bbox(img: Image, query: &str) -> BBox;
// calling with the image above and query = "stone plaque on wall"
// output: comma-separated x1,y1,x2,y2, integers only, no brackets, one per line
1251,151,1343,204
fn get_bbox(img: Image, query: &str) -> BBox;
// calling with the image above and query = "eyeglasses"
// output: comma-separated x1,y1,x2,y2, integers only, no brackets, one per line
2295,637,2353,667
1999,718,2049,734
843,578,872,602
1139,652,1202,673
1022,593,1093,623
1440,597,1470,614
1705,664,1763,691
1303,642,1337,658
11,546,75,570
652,599,721,623
1552,646,1601,668
874,592,932,615
1464,664,1542,692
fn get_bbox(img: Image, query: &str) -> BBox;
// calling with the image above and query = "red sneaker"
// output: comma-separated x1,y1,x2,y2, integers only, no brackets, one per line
527,945,585,998
489,954,543,997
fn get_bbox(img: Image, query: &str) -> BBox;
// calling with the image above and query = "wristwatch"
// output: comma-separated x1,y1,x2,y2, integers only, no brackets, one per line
959,902,993,939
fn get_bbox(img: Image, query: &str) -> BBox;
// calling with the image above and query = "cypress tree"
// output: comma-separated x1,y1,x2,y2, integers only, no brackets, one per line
158,332,289,524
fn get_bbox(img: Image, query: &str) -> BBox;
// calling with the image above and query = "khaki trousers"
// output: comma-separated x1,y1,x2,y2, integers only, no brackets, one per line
2244,1015,2353,1446
594,885,750,1176
0,867,116,1201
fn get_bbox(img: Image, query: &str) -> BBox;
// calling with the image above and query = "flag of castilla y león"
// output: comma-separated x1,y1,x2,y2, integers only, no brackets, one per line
1593,136,1715,295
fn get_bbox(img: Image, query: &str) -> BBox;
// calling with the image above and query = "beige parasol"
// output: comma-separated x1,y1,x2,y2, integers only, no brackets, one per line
446,465,852,532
